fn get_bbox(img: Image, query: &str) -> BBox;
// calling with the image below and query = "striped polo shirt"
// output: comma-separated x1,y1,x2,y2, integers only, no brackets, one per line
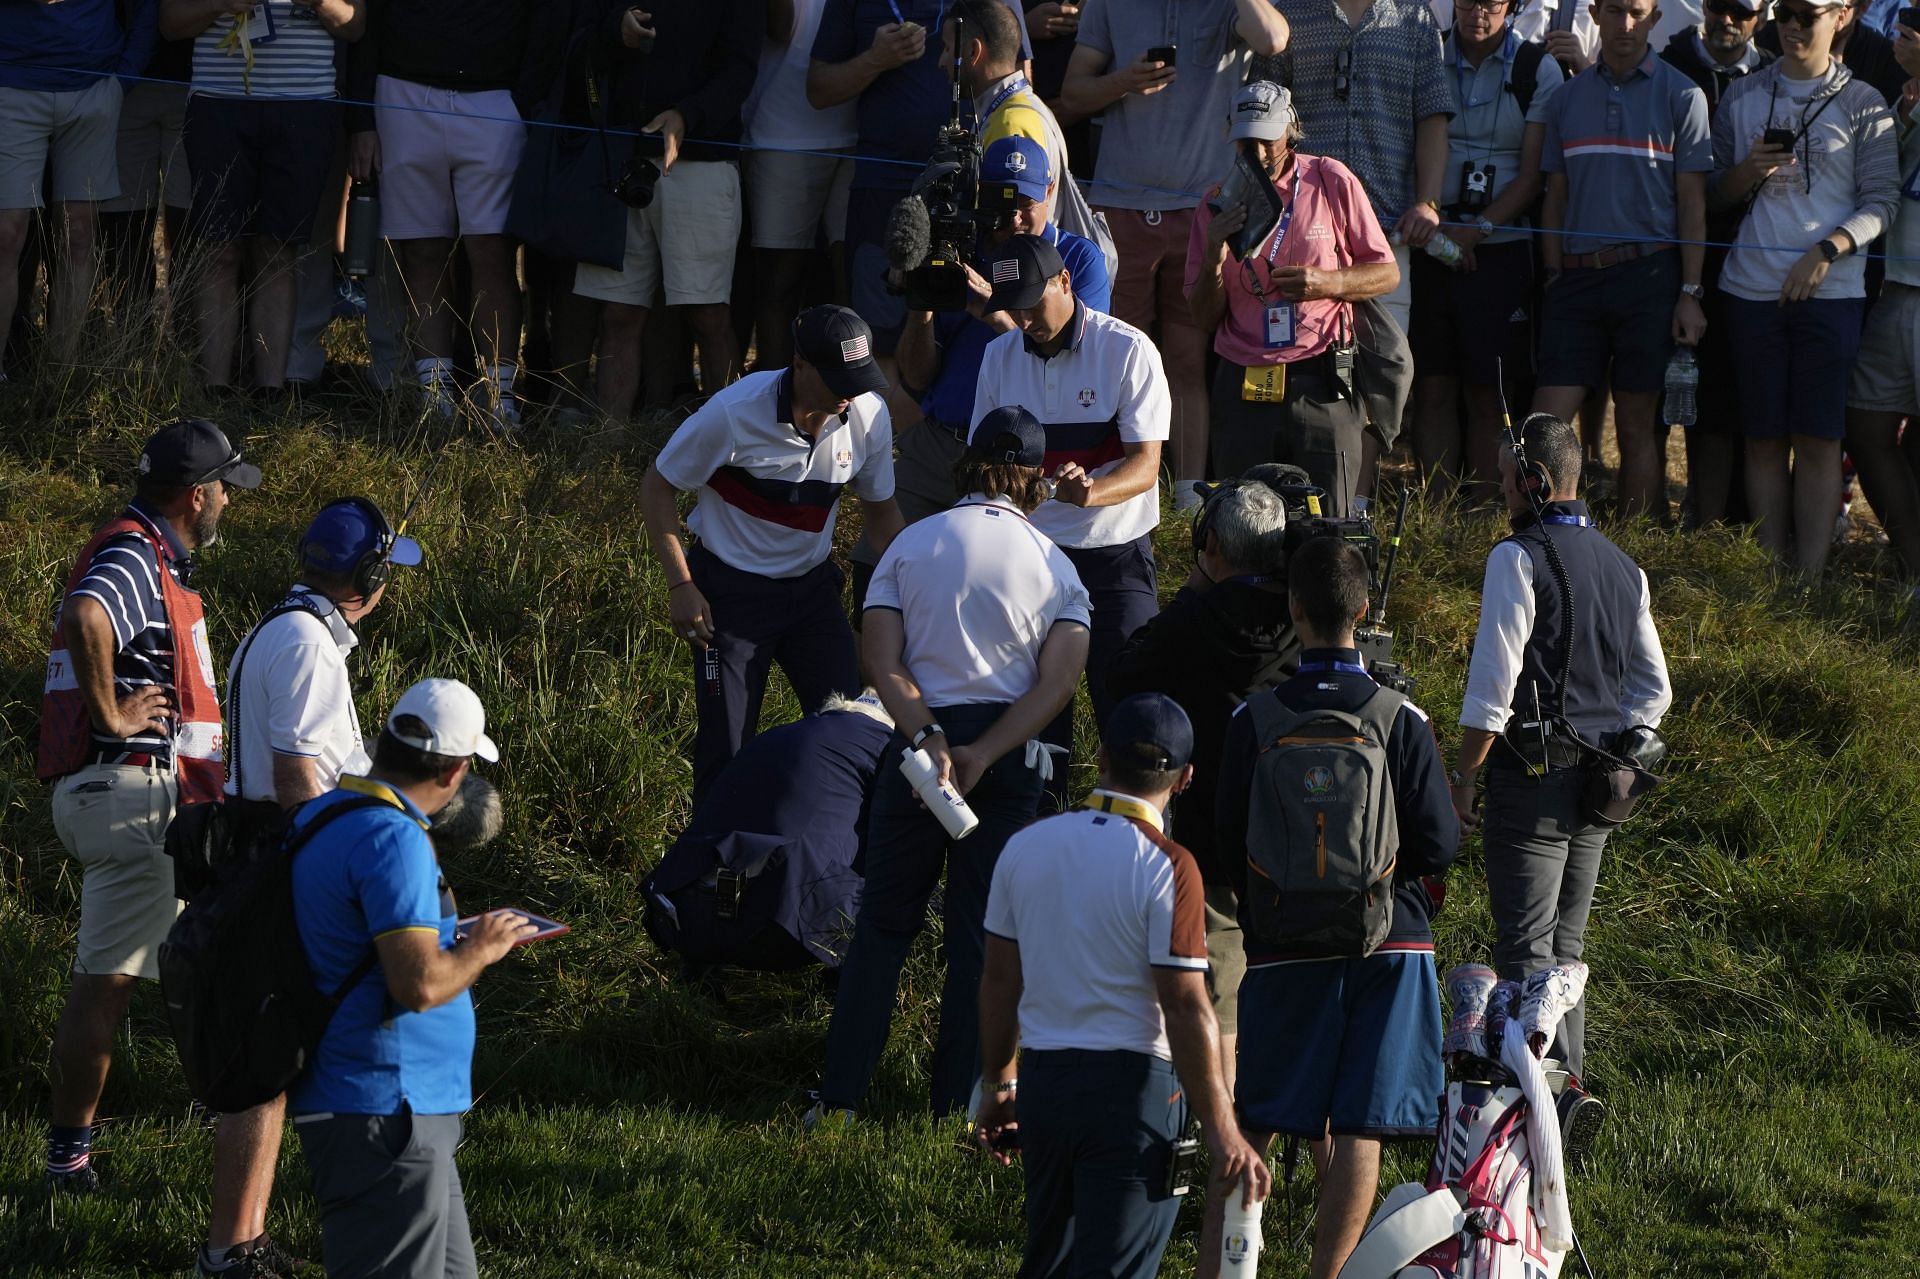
62,503,193,769
1540,49,1712,255
971,302,1171,550
984,792,1208,1061
192,0,338,99
655,369,894,580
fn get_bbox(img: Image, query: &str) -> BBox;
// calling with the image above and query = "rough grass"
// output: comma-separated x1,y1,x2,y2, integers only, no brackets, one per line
2,349,1920,1276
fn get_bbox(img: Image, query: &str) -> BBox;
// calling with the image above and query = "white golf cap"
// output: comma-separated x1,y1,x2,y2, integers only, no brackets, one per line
1230,81,1295,142
387,678,499,763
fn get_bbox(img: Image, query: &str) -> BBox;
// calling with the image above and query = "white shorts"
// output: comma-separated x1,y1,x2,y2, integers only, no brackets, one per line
574,158,741,307
52,763,181,980
374,75,524,239
745,148,852,250
0,77,123,210
1850,281,1920,416
104,80,191,213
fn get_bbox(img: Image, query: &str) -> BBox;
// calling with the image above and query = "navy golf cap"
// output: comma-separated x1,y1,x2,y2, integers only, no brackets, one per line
793,305,890,400
985,234,1067,312
968,405,1046,467
1104,693,1194,772
302,497,423,579
139,418,262,489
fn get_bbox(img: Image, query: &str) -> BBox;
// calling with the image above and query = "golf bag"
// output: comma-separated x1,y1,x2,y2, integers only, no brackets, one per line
1337,963,1588,1279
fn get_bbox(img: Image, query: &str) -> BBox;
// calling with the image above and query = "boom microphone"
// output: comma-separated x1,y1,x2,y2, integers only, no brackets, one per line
885,195,932,276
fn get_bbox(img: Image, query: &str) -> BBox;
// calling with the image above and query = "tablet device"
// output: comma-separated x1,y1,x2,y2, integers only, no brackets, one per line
457,909,570,947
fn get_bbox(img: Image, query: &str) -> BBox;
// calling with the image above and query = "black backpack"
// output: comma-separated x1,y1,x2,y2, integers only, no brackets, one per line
159,795,389,1113
1507,41,1549,116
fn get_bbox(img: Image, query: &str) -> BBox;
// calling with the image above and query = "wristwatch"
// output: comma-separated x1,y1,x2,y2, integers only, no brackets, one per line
1474,217,1495,237
912,722,946,748
1679,283,1706,301
1818,238,1841,264
1449,768,1473,789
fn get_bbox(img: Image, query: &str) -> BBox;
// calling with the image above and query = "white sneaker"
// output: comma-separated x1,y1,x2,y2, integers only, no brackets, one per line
801,1100,855,1132
1442,963,1500,1060
1519,962,1589,1058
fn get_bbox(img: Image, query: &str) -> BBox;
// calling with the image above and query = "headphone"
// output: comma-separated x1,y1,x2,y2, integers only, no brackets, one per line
1508,413,1556,510
1190,464,1317,557
300,497,398,600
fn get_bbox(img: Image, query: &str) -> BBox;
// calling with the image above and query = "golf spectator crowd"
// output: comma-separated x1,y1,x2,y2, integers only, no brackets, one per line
21,0,1920,1269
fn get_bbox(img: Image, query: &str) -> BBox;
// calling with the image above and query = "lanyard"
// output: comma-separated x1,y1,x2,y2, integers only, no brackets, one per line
886,0,906,24
1083,790,1164,828
1452,30,1517,112
1226,573,1276,586
983,76,1030,120
1297,659,1372,677
1541,514,1592,527
1245,164,1304,303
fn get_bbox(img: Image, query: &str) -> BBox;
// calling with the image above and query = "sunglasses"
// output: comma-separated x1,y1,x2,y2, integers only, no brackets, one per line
1774,2,1833,24
1334,45,1351,99
1702,0,1758,16
1457,0,1514,10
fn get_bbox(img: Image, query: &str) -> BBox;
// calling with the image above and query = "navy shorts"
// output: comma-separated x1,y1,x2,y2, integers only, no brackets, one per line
1721,294,1866,441
184,95,341,244
1409,240,1536,386
845,185,908,356
1235,951,1443,1140
1536,249,1679,395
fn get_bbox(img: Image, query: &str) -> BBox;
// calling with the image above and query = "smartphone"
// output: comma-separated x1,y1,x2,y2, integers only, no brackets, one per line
1146,44,1177,65
1763,127,1796,150
1899,4,1920,29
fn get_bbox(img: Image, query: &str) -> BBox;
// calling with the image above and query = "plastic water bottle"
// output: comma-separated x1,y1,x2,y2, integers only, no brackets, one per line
1663,346,1699,428
1393,229,1464,269
343,179,381,279
1219,1179,1265,1275
899,748,979,840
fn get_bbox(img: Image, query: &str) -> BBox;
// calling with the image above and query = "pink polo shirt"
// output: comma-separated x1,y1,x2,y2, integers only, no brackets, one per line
1184,152,1395,368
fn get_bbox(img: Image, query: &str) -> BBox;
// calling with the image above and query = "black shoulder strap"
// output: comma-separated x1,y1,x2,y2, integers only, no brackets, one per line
281,793,407,1003
1509,41,1548,114
229,594,335,796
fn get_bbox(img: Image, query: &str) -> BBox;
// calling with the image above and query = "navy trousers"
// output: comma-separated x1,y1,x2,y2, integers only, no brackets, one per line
1039,533,1159,808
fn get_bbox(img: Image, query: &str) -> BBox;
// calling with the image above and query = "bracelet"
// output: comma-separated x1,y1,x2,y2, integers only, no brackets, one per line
667,579,696,591
987,1078,1017,1094
912,722,945,748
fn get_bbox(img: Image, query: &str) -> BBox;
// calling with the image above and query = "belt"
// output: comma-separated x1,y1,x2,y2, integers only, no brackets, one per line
938,420,969,447
1561,243,1661,271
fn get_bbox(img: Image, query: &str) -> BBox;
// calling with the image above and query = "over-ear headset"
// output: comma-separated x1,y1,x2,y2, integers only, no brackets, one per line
1190,463,1317,557
300,497,397,600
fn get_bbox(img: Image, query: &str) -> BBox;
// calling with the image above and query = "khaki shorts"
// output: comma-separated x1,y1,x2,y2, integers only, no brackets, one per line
746,148,852,251
52,763,180,979
1850,281,1920,415
103,80,190,214
1203,882,1246,1034
0,77,123,209
574,159,741,307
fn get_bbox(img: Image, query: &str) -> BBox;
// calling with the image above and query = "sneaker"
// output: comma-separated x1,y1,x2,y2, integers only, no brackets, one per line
44,1164,101,1194
1518,963,1589,1059
800,1093,855,1132
1442,963,1500,1061
245,1233,308,1277
1558,1086,1607,1173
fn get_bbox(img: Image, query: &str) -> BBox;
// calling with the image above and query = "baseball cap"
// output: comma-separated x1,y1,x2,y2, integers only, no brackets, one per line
139,418,263,489
984,234,1067,312
301,497,424,579
980,136,1052,204
1230,81,1295,143
967,405,1046,467
387,678,499,763
793,305,890,401
1103,693,1194,773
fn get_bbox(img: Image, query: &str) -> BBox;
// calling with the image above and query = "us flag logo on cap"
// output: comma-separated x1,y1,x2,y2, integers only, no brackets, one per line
992,258,1023,284
840,334,869,363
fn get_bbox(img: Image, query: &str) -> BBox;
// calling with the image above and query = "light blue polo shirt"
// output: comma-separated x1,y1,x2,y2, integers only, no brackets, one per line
1540,50,1712,255
1443,31,1565,245
288,777,476,1116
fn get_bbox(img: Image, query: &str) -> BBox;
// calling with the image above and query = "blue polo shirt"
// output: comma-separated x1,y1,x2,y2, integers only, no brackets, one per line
811,0,1031,192
288,777,475,1117
1540,49,1712,255
921,223,1110,426
0,0,154,91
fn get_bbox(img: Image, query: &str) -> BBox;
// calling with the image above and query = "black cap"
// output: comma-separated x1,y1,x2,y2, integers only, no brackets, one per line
138,419,262,489
1103,694,1194,772
793,305,890,401
967,405,1046,467
985,234,1067,312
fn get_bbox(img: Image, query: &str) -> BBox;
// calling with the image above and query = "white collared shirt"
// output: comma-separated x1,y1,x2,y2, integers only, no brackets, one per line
224,587,369,802
971,305,1171,550
864,495,1091,708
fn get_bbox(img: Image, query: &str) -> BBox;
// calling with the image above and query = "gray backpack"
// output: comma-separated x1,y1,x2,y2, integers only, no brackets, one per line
1242,688,1403,956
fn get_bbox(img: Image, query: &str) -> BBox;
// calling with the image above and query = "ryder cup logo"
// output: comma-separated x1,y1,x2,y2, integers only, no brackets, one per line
1077,388,1096,408
1305,766,1333,796
1005,150,1028,173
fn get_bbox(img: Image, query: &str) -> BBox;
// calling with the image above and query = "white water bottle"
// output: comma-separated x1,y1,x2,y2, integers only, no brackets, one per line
899,747,979,839
1219,1179,1265,1275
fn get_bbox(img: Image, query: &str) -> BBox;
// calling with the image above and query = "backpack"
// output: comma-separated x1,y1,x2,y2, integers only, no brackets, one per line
1241,687,1403,956
1337,1081,1566,1279
1506,41,1549,116
159,794,388,1113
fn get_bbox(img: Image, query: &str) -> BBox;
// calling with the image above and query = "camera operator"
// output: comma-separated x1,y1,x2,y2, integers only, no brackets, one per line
974,233,1170,800
1186,82,1400,517
1105,473,1297,1094
573,0,762,418
1450,413,1672,1161
858,136,1108,578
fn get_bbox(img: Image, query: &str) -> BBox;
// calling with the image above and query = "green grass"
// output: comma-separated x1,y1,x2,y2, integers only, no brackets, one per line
3,355,1920,1276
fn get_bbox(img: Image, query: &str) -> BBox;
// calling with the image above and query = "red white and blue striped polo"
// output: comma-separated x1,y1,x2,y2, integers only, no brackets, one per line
654,369,894,579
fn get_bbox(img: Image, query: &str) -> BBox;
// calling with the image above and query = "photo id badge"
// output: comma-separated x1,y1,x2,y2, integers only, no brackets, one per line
243,0,278,43
1264,303,1296,349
